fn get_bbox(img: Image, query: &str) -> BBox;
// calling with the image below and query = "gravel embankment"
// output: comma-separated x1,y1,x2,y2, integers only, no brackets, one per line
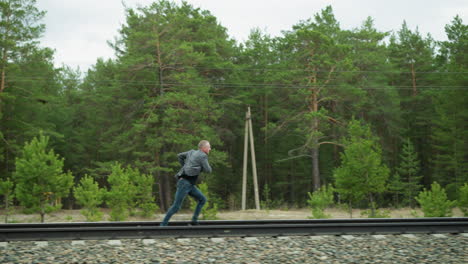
1,234,467,263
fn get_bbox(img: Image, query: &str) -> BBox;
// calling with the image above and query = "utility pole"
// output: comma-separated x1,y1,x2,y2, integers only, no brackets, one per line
242,106,260,210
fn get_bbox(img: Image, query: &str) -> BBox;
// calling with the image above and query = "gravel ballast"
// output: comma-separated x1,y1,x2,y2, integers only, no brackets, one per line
0,234,466,263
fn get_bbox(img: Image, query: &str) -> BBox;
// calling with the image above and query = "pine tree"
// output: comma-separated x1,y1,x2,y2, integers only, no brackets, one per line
347,17,402,168
106,163,157,220
0,0,45,97
237,29,277,192
104,0,232,210
459,183,468,216
127,166,158,217
396,138,423,207
334,119,389,217
307,184,334,219
73,175,106,221
13,133,73,222
0,0,59,187
272,6,353,191
416,182,456,217
106,163,136,221
431,16,468,199
0,178,14,222
388,172,405,208
388,22,437,184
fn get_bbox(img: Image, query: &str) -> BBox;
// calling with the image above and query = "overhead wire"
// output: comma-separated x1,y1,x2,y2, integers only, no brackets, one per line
6,78,468,90
4,67,467,90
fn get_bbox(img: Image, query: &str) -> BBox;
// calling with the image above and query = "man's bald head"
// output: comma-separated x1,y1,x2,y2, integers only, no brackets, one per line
198,140,211,154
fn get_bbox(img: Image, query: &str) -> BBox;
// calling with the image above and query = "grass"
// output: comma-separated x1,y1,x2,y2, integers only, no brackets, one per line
0,207,464,223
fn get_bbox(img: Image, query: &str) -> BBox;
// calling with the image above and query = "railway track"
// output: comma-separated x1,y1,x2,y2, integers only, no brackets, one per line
0,218,467,241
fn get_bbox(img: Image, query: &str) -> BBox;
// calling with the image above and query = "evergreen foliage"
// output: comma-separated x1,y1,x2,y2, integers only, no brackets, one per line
334,120,389,217
127,166,158,217
260,183,273,210
416,182,456,217
0,178,14,222
106,163,136,221
388,173,405,208
0,0,466,215
73,175,106,221
106,163,157,221
396,138,423,207
430,16,468,199
13,133,73,222
458,183,468,216
190,182,218,220
360,208,391,218
307,184,334,219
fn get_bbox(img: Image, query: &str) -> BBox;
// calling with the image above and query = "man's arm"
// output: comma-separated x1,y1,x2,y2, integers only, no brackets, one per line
177,151,189,166
200,155,212,173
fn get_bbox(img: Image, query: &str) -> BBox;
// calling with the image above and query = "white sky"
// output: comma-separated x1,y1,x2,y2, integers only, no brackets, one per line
36,0,468,72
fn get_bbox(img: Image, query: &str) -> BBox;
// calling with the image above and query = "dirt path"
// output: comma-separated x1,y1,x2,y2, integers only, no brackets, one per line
1,207,464,223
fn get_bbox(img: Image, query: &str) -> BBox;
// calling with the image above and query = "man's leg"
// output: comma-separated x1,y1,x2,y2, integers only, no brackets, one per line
188,186,207,224
160,179,191,226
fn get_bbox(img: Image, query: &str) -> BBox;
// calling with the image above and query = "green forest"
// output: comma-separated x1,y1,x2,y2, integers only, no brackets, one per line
0,0,467,221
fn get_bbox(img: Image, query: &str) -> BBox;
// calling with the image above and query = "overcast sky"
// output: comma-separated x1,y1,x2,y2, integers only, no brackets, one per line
36,0,468,72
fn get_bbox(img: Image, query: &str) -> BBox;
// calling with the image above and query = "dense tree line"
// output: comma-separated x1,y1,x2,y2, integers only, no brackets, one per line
0,0,467,215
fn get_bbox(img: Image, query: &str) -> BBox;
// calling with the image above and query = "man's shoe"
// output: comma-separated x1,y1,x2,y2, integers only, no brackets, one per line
188,222,200,226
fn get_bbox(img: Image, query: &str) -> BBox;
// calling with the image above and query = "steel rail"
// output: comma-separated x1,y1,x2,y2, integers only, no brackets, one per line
0,218,467,241
1,217,466,228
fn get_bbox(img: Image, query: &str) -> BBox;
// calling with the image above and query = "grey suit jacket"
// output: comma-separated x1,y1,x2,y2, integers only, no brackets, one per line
175,149,212,178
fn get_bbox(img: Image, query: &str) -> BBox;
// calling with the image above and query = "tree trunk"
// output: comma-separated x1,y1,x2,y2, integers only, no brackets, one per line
153,28,171,211
0,10,12,118
411,63,417,96
40,203,45,223
263,93,271,186
0,13,9,95
288,172,294,206
156,152,170,212
0,64,5,93
311,146,320,191
311,88,320,191
395,192,400,208
0,44,6,115
158,67,164,96
163,174,171,210
154,26,164,97
331,102,339,166
4,193,9,223
157,171,169,212
369,193,375,217
408,175,413,208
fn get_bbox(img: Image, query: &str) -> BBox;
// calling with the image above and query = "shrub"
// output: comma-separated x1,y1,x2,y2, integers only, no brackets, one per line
13,133,73,222
260,184,273,211
105,163,158,220
307,184,334,219
0,179,14,223
106,163,136,221
415,182,456,217
128,169,158,217
459,183,468,216
190,183,218,220
410,210,421,218
361,207,390,218
73,175,106,222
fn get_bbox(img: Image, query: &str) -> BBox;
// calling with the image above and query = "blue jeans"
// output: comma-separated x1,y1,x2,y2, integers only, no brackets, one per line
160,178,206,226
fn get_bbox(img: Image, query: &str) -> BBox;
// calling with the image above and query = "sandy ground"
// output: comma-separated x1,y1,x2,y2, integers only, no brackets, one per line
0,207,464,223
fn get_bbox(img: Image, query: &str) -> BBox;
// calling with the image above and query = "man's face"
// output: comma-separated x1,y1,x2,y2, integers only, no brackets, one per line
202,143,211,154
